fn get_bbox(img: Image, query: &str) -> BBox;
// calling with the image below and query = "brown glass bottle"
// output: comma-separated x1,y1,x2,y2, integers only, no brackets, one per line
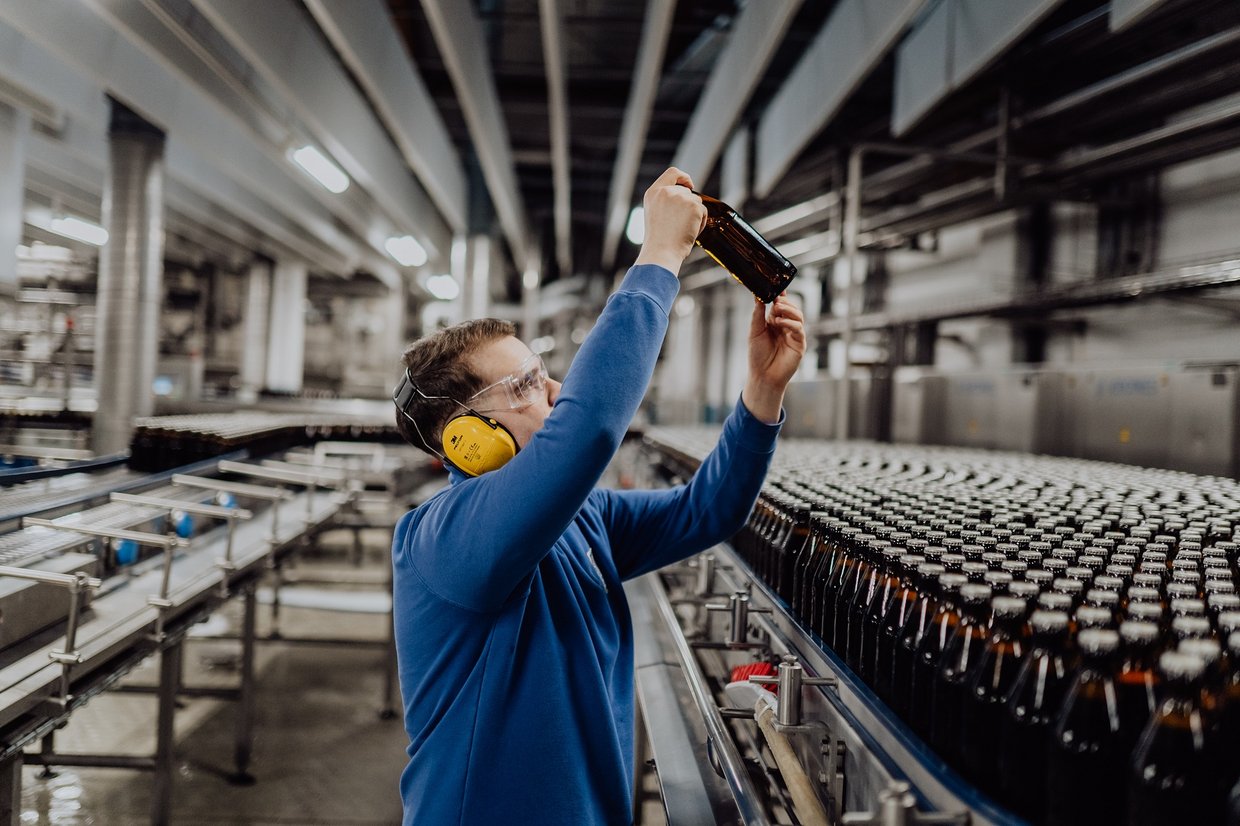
857,547,904,683
1046,629,1128,826
1116,620,1162,758
891,563,946,719
877,562,928,705
1128,652,1226,826
910,572,967,737
961,596,1029,794
1000,610,1073,822
932,583,993,762
693,191,797,304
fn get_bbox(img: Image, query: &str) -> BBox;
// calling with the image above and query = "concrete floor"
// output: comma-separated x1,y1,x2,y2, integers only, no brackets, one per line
20,531,407,826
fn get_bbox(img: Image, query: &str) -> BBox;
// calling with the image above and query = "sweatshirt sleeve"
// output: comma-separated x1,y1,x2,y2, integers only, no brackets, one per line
599,395,782,581
404,264,680,611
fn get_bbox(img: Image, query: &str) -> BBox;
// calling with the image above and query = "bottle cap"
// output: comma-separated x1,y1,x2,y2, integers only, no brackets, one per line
1126,586,1162,603
1026,569,1054,587
1127,602,1164,622
1085,590,1120,608
1178,637,1221,665
1169,598,1207,617
1078,628,1120,655
1170,615,1211,640
1217,611,1240,635
1008,581,1040,601
960,584,994,604
1228,631,1240,655
1209,593,1240,612
992,596,1028,620
1076,606,1114,629
1038,592,1074,612
1029,610,1069,634
938,573,968,593
1093,575,1125,591
1159,649,1209,682
1167,582,1199,599
1118,620,1159,645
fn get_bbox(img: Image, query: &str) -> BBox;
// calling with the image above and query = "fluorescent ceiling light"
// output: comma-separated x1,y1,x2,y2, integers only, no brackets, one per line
522,269,540,290
290,145,349,194
530,335,555,354
385,235,428,267
425,273,459,301
625,206,645,245
49,216,108,246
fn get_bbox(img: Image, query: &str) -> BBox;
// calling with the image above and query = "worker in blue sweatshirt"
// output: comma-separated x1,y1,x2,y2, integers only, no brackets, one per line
390,167,806,825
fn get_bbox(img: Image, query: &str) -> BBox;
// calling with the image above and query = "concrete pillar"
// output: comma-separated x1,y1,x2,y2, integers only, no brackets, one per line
264,260,307,394
238,258,272,402
703,287,729,421
461,234,490,321
0,104,29,301
795,265,821,379
725,285,751,405
92,100,165,455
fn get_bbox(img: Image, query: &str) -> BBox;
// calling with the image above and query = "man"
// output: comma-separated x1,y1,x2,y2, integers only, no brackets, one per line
390,167,805,825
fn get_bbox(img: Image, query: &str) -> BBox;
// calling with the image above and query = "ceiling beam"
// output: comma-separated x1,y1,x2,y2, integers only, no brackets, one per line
303,0,467,234
538,0,571,277
419,0,531,268
753,0,927,198
0,9,399,281
189,0,452,264
600,0,677,272
671,0,803,185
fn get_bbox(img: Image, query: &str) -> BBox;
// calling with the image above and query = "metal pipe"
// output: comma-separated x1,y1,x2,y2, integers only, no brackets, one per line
649,578,772,825
232,584,257,784
25,753,156,771
753,702,829,826
109,492,254,521
171,474,295,501
21,517,186,550
152,641,182,826
0,565,101,590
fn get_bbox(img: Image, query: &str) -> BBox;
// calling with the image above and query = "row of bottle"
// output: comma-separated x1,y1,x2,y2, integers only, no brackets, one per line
714,442,1240,825
128,412,398,471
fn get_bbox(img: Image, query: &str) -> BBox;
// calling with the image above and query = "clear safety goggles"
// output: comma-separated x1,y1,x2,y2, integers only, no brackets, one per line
468,353,548,412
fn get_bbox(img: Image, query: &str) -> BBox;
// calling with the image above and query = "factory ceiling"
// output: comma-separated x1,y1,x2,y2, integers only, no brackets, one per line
2,0,1239,303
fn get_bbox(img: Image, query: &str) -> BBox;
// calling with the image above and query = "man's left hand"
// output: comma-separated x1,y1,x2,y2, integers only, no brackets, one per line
742,293,806,424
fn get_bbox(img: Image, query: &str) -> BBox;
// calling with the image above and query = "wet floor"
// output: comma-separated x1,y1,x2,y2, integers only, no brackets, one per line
19,530,407,826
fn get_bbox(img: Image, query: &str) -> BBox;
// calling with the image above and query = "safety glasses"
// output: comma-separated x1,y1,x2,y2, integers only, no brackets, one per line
468,353,548,412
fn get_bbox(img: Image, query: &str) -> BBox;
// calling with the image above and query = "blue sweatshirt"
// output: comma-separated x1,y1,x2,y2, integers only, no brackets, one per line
392,264,782,825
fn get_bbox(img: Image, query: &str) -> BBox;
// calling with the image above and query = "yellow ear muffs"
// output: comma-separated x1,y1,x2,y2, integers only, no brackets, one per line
441,414,518,477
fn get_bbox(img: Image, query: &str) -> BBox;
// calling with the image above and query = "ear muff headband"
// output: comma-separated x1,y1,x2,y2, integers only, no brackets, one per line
392,368,518,476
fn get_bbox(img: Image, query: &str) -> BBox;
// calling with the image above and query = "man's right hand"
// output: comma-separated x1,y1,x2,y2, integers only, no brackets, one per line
634,167,707,277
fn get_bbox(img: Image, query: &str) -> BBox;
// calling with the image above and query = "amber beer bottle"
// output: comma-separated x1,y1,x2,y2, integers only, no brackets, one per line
1128,652,1225,825
1046,629,1128,826
1000,610,1074,822
960,596,1029,793
692,191,797,304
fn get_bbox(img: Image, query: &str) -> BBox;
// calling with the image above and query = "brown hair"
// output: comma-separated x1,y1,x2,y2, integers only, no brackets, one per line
394,318,517,455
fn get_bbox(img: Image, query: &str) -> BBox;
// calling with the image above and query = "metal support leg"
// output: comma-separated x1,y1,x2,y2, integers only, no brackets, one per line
230,585,258,785
269,560,283,640
0,754,21,826
36,732,57,779
151,641,182,826
352,525,364,567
